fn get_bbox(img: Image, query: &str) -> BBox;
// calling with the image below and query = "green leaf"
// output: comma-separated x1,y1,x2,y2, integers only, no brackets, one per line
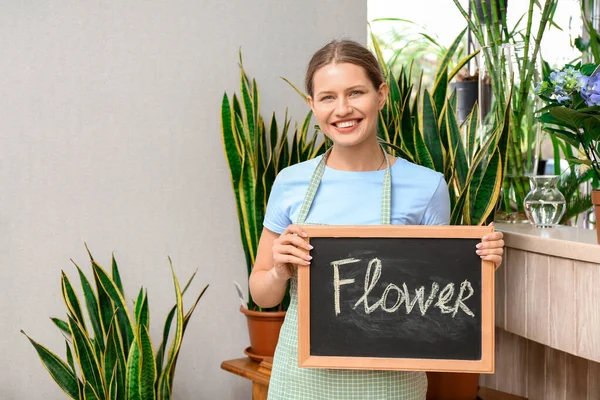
104,315,125,400
140,326,157,400
134,288,144,326
154,268,198,385
240,69,256,159
238,151,258,268
421,90,444,172
111,253,125,298
467,103,479,160
413,123,435,170
280,77,307,101
108,363,120,400
434,28,466,88
584,118,600,142
67,315,105,399
369,28,388,77
125,339,141,400
51,317,71,337
65,340,75,373
550,107,590,130
21,331,80,400
543,127,580,148
157,258,184,400
134,289,151,333
472,149,503,225
61,272,87,333
73,261,105,353
432,69,448,120
84,382,101,400
92,261,135,359
448,50,479,82
446,104,469,192
400,95,416,156
168,283,210,386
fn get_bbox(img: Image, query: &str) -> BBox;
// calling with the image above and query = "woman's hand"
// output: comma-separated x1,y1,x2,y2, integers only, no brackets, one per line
272,224,313,281
477,223,504,270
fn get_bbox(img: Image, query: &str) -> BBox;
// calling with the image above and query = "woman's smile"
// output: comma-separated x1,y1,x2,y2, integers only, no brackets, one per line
332,118,363,133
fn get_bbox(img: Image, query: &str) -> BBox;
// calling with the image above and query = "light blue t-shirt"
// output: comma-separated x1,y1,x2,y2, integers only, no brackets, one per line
264,155,450,233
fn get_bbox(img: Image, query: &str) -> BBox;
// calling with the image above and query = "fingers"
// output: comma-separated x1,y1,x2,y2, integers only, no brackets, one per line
483,231,503,241
476,247,503,257
477,238,505,251
273,244,312,266
277,234,312,251
279,225,312,250
283,224,308,238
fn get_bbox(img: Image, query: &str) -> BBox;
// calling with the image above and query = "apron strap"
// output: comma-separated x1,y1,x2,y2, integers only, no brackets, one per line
296,144,392,225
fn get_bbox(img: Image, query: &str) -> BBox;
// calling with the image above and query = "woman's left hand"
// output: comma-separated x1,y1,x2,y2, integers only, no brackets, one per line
477,222,504,270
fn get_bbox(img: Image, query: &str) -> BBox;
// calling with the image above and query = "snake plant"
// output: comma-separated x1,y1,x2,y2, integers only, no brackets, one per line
371,28,510,225
220,51,327,311
21,247,208,400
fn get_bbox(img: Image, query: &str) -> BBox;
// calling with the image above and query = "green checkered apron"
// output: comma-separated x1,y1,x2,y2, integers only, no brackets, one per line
267,146,428,400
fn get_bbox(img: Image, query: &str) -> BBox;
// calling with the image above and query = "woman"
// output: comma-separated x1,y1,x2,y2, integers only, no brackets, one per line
249,39,505,400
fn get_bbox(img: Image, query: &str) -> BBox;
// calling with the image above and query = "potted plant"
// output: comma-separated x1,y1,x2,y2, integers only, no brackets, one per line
220,51,326,361
534,63,600,242
371,27,510,399
21,246,208,399
454,0,559,224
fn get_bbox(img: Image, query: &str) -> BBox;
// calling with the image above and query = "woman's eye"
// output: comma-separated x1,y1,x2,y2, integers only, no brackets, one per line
320,95,334,101
350,90,363,97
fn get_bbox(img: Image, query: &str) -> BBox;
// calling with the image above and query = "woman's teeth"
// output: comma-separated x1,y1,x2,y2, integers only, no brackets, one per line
336,120,358,128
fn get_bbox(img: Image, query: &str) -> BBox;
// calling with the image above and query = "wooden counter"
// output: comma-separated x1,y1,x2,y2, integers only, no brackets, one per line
484,223,600,399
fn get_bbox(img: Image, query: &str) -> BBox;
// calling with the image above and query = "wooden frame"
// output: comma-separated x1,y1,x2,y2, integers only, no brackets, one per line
297,225,495,373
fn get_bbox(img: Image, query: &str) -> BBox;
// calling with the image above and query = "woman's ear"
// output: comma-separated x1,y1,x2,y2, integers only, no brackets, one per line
307,95,314,112
377,83,389,110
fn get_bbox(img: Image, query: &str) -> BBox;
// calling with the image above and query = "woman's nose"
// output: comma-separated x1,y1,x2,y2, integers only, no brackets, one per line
335,98,352,116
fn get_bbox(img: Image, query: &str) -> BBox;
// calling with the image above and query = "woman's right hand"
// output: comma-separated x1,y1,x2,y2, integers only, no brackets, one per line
271,224,313,281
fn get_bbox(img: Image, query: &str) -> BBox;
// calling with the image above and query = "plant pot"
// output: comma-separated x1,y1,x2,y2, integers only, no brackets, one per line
451,80,479,125
240,306,286,362
426,372,479,400
593,190,600,244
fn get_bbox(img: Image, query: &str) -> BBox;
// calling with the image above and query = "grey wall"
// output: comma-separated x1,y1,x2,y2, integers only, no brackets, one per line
0,1,366,399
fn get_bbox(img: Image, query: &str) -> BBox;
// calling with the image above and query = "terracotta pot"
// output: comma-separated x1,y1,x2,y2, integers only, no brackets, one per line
240,306,286,360
593,190,600,244
426,372,479,400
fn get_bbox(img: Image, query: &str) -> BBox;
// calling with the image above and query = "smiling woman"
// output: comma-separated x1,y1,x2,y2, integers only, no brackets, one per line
305,42,390,171
248,39,505,400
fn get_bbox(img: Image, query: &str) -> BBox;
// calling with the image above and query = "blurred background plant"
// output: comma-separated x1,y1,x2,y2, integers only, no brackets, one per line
368,18,467,92
368,0,597,228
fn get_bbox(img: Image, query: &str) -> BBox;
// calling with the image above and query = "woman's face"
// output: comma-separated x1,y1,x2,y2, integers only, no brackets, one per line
308,62,388,149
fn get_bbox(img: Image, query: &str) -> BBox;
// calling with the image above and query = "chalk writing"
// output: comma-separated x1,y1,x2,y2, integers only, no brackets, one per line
330,257,475,318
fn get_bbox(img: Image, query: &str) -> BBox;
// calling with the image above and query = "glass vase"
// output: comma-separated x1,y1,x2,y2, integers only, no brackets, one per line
523,175,566,228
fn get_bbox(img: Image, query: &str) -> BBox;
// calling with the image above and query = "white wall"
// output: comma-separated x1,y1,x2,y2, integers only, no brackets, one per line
0,1,366,399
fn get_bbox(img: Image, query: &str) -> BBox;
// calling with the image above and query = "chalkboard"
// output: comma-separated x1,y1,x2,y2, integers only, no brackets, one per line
297,225,495,373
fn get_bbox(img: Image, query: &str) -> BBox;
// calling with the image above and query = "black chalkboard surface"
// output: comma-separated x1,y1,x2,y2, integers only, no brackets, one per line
297,225,495,373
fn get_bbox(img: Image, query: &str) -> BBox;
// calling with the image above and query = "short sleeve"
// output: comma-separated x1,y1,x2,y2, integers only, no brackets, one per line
263,173,292,234
420,174,451,226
